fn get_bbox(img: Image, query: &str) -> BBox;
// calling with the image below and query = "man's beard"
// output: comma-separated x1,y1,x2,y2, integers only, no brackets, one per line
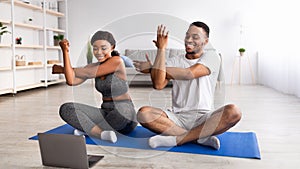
186,51,196,55
185,42,201,55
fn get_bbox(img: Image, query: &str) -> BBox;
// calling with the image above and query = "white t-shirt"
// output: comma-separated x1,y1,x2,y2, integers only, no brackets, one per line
166,50,221,113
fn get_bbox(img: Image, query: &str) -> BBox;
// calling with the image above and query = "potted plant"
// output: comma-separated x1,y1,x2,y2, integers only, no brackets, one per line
86,39,93,64
53,34,64,46
239,48,246,56
15,37,22,44
0,22,11,43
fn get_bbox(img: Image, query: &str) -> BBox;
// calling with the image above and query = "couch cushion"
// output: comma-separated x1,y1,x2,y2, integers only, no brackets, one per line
125,49,170,63
125,44,214,62
126,67,142,74
168,43,215,58
169,48,185,58
121,55,134,67
204,42,216,51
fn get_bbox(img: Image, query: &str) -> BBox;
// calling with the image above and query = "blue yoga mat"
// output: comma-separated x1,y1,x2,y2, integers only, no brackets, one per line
29,124,260,159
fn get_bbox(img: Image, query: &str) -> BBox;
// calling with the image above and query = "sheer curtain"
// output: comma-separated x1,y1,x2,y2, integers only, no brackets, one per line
256,1,300,98
258,49,300,98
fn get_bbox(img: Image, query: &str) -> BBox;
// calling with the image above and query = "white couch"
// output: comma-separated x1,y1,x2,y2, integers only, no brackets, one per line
124,48,185,85
124,43,217,85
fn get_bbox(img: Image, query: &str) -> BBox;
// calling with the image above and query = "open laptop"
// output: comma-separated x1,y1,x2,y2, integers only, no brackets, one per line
38,133,104,169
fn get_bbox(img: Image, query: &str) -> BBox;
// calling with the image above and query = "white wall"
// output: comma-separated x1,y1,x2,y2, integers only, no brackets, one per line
67,0,300,95
67,0,260,84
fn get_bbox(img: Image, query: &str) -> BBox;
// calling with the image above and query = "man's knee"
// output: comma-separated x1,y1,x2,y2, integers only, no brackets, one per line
224,104,242,125
137,106,153,123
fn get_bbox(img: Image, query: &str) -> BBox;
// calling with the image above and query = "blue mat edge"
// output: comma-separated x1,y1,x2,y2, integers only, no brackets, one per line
29,124,261,159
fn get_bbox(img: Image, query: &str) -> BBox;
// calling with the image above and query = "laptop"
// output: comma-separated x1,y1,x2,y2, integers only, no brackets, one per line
38,133,104,169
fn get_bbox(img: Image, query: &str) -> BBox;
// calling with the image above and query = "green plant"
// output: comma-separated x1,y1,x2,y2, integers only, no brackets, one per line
15,37,22,44
86,39,93,64
0,22,11,36
239,48,246,52
53,34,64,41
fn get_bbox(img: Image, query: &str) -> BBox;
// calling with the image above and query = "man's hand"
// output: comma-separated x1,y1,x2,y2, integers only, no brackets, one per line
133,53,152,73
152,25,169,49
59,39,70,52
52,64,64,74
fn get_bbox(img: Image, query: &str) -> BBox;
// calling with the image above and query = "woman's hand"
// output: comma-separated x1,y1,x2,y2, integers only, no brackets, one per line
133,53,152,73
152,24,169,50
52,64,64,74
59,39,70,52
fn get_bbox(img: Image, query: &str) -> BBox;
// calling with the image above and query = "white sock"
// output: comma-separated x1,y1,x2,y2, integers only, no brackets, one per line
149,135,177,148
73,129,86,136
197,136,220,150
100,131,117,143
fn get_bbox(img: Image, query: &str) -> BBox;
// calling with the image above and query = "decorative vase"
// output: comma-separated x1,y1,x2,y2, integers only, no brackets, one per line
25,17,34,24
239,52,244,56
54,39,59,46
16,40,22,44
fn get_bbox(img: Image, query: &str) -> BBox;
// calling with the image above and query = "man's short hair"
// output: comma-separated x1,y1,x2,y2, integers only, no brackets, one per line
191,21,210,38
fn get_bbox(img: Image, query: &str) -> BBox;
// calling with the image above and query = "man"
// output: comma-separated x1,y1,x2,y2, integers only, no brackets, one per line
134,22,241,149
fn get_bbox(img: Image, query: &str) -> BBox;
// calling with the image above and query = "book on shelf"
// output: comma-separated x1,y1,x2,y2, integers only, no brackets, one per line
39,30,54,46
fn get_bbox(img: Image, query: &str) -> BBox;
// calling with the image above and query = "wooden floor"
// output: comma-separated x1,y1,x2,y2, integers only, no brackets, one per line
0,83,300,168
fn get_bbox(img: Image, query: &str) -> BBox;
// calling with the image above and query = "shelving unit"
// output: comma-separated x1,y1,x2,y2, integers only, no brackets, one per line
0,67,12,71
0,44,11,48
0,0,68,95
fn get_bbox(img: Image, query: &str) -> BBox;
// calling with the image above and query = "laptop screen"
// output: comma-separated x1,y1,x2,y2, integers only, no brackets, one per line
38,133,102,169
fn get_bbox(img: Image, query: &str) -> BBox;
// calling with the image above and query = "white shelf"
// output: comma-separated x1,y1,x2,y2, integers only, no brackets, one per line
47,63,62,67
1,20,64,32
0,44,11,48
0,0,67,95
15,44,44,49
0,19,10,24
46,9,64,17
14,0,42,11
0,66,12,71
14,45,62,50
13,0,64,17
15,22,43,30
47,46,61,50
0,88,13,95
47,27,65,33
15,64,44,69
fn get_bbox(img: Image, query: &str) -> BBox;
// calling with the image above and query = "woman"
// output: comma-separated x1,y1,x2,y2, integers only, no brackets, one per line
52,31,137,143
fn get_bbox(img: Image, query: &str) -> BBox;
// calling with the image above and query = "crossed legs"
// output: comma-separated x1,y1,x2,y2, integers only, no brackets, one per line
137,104,242,148
59,102,118,143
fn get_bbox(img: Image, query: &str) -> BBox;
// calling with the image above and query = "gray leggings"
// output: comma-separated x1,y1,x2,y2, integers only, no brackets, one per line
59,100,137,135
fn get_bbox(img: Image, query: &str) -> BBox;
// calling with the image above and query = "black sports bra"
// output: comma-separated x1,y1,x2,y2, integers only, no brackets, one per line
95,73,128,98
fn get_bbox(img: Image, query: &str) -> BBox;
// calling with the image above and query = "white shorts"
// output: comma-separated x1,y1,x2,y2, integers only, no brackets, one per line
164,109,212,130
